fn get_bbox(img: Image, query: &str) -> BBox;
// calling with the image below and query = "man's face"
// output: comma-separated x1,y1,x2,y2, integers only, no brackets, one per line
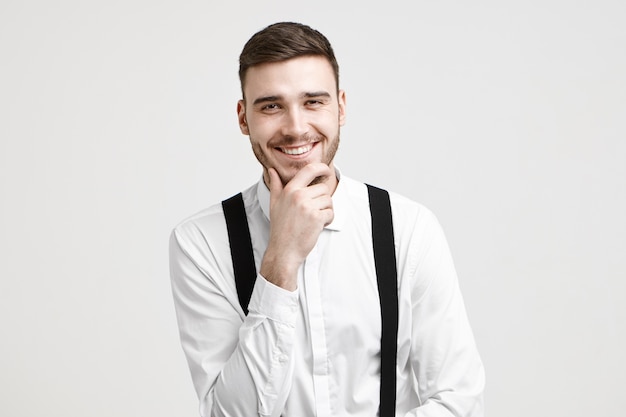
237,56,346,186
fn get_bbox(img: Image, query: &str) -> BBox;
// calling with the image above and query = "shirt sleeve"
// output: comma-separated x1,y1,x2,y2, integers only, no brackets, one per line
404,210,486,417
169,227,298,417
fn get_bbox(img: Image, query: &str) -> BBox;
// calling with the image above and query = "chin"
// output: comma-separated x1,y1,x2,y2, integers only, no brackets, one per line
276,169,299,186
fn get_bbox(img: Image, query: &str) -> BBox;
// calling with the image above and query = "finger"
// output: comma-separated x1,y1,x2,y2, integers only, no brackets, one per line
304,182,332,199
287,163,332,190
320,207,335,227
314,195,334,211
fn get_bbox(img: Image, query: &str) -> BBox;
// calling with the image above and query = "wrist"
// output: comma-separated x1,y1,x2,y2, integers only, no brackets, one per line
260,250,300,291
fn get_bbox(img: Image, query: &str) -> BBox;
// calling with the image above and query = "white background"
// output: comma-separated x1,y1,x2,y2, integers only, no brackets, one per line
1,1,624,416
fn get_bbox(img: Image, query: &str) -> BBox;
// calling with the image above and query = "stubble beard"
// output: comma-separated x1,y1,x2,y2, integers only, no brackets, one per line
251,133,340,186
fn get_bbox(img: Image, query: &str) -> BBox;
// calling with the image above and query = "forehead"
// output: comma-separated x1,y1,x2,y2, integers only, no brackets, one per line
243,56,337,100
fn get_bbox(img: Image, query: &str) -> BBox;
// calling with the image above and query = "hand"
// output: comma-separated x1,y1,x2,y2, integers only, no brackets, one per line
260,163,334,291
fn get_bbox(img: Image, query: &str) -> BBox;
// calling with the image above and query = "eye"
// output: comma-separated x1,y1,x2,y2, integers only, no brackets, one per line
305,99,323,106
261,103,281,113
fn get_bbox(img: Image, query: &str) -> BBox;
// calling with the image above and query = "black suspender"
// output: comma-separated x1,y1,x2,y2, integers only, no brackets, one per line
222,193,257,316
221,184,398,416
367,184,399,417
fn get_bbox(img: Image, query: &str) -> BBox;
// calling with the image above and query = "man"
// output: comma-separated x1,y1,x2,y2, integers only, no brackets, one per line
170,22,485,417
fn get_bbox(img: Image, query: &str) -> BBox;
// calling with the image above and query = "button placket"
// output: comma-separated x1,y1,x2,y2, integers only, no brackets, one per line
303,232,332,417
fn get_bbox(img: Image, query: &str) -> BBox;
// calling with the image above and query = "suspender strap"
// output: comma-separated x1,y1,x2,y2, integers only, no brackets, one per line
366,184,399,417
222,185,398,414
222,193,256,316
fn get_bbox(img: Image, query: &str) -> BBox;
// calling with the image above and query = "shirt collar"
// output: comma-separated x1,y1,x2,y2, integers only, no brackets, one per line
256,167,346,232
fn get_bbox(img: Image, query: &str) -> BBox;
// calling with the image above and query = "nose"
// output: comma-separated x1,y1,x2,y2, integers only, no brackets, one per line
280,106,308,138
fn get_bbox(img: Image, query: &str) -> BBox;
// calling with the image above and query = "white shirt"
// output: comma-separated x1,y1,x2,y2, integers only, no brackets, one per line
169,171,485,417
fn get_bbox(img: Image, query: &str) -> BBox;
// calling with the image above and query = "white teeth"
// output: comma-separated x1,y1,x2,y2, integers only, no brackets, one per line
280,144,313,155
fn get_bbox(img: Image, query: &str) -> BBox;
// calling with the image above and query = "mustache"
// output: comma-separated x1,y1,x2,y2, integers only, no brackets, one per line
269,133,324,148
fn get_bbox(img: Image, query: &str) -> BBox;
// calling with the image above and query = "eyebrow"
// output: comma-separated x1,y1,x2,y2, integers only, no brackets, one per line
303,91,331,99
252,95,281,106
252,91,332,106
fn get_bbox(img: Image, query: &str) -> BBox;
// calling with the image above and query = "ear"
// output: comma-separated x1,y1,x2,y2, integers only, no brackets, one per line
237,100,249,135
337,89,347,126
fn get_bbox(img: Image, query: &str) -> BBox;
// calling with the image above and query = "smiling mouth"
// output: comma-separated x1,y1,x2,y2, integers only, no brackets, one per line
277,143,315,155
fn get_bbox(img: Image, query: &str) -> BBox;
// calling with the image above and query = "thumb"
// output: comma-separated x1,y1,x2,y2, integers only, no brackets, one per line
268,168,283,196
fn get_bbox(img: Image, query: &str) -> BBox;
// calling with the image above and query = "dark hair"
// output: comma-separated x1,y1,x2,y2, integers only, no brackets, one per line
239,22,340,94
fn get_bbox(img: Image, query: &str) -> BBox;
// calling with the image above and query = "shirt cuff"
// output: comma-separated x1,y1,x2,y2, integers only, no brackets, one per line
247,274,299,326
